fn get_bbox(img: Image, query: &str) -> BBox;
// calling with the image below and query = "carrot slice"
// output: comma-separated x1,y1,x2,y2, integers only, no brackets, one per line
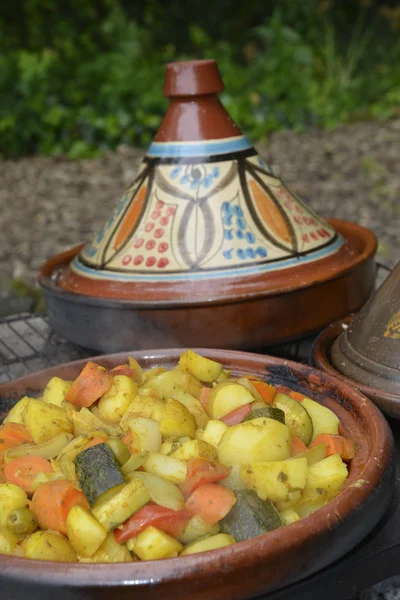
65,362,113,407
0,423,33,469
221,403,252,426
31,479,89,535
288,391,307,403
309,434,356,461
199,387,212,411
251,381,277,404
185,483,236,525
109,365,135,378
291,436,308,456
4,456,53,494
0,423,33,452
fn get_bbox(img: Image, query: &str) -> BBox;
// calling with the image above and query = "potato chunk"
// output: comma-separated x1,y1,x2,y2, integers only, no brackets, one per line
179,350,222,383
160,398,196,438
240,458,308,502
207,382,255,419
134,526,182,560
23,399,73,443
42,377,73,407
127,417,161,452
143,452,187,484
3,397,30,425
0,484,28,527
0,527,19,555
98,375,137,423
22,530,77,561
217,417,291,466
66,506,107,558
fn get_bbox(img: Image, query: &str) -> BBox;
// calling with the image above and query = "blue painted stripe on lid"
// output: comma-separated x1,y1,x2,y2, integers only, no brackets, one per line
147,136,252,158
73,235,343,283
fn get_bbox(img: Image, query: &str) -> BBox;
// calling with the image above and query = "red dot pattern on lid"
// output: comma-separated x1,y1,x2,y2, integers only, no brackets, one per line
158,258,169,268
146,239,156,250
125,201,176,269
158,242,168,253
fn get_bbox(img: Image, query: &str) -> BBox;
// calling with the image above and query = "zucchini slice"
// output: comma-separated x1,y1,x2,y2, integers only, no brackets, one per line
220,490,282,541
242,407,285,425
74,443,125,507
273,393,313,445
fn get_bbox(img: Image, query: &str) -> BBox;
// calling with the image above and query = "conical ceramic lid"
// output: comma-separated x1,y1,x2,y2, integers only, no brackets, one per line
331,260,400,394
57,60,358,302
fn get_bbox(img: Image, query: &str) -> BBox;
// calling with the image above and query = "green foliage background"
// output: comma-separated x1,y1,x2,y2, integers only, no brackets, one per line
0,0,400,158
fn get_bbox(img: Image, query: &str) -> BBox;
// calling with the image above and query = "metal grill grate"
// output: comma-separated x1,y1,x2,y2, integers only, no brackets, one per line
0,314,93,383
0,263,392,384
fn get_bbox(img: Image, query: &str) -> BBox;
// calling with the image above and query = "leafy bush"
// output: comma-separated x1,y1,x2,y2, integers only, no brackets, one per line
0,0,399,159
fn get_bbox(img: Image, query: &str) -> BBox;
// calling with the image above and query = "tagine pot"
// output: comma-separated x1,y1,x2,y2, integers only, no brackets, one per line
39,59,377,352
328,260,400,409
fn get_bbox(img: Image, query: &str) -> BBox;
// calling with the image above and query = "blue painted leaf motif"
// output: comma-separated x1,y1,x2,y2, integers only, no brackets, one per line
236,248,246,259
222,202,233,216
85,245,97,257
256,247,268,257
96,227,105,243
236,230,244,239
223,215,233,226
223,249,233,260
246,248,255,259
224,229,234,240
170,167,181,179
246,232,256,244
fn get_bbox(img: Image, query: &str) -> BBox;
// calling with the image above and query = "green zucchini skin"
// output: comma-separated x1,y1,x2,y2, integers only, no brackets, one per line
273,393,313,445
242,407,285,425
74,443,125,507
220,490,282,541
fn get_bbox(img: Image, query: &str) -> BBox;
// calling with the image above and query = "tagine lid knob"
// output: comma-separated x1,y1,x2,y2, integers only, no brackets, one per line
163,59,224,97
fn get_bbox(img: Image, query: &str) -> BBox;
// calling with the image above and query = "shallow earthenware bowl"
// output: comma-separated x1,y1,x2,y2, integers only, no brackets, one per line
39,218,377,353
0,349,394,600
312,317,400,419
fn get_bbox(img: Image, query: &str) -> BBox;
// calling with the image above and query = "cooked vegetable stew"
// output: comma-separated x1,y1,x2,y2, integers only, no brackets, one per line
0,351,355,562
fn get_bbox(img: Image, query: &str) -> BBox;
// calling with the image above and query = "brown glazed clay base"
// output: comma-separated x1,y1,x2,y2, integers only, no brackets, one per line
312,317,400,418
39,219,376,353
0,349,394,600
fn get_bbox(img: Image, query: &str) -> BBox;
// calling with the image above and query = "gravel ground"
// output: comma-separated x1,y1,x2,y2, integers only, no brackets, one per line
0,119,399,291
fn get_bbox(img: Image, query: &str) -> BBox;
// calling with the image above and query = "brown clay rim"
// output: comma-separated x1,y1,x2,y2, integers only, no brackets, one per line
312,317,400,414
0,348,393,588
38,218,377,306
